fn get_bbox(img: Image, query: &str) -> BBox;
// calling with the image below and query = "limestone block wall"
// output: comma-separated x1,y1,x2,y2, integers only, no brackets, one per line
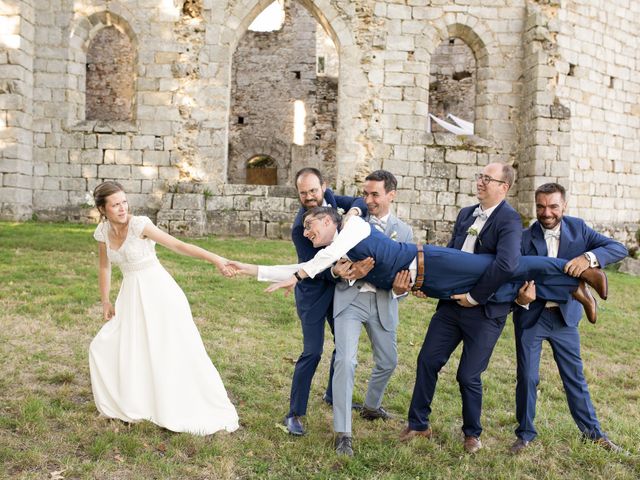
228,1,335,186
555,0,640,244
0,0,638,249
0,0,34,220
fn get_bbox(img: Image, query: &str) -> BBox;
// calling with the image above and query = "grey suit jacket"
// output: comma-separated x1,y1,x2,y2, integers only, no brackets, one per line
333,213,414,331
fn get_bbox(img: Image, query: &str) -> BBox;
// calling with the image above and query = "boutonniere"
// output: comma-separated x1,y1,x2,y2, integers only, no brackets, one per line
466,226,479,236
390,231,398,241
336,207,345,215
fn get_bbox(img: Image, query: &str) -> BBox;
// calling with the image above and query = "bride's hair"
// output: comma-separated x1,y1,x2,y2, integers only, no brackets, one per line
94,181,126,221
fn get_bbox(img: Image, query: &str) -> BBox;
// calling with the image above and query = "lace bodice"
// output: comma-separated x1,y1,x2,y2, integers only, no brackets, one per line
93,216,158,267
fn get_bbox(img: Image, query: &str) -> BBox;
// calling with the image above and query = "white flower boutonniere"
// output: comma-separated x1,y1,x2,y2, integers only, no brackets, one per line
337,207,345,215
466,226,479,237
390,231,398,241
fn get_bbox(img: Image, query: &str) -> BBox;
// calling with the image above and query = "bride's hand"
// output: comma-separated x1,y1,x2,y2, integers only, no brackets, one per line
226,260,258,276
264,276,297,296
102,302,115,321
214,258,237,277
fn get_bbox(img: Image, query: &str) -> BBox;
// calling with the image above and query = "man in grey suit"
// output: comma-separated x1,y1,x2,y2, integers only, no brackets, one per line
330,170,414,456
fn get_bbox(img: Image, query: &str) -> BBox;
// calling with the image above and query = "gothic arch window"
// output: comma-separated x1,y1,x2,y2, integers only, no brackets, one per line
228,0,339,185
85,25,135,121
246,155,277,185
429,37,476,135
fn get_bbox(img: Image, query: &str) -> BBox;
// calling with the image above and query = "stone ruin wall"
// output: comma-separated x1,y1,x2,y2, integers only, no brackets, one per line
0,0,638,251
228,1,338,186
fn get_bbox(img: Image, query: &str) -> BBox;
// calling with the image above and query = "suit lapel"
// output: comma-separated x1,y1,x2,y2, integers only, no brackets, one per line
531,222,548,256
384,214,398,237
473,200,504,252
324,189,337,208
557,218,574,259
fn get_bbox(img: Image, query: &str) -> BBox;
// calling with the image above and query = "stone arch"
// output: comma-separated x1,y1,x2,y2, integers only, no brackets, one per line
67,8,139,126
421,18,502,139
213,0,365,189
225,0,354,53
229,137,290,185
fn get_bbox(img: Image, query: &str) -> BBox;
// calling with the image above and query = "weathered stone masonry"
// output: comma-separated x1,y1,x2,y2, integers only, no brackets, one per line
0,0,638,252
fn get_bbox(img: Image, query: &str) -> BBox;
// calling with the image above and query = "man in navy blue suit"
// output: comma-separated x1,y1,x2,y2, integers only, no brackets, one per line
509,183,628,454
283,168,368,436
400,162,521,454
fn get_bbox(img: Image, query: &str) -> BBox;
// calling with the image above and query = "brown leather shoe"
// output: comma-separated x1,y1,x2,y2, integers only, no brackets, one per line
579,268,608,300
572,281,597,324
463,436,482,454
594,437,626,454
399,426,432,442
509,438,530,454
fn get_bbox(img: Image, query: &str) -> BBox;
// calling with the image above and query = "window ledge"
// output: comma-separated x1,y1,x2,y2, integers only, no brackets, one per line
66,120,137,133
426,132,494,150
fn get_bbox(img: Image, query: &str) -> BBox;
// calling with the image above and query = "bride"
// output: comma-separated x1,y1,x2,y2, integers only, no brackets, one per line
89,180,239,435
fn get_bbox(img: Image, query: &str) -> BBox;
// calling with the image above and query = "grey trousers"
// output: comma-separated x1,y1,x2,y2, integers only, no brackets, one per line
332,291,398,434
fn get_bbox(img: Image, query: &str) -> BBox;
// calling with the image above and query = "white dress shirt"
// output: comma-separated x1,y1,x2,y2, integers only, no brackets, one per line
258,216,418,286
460,203,498,305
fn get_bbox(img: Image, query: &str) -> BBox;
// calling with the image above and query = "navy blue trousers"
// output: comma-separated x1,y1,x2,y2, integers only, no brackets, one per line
407,302,506,437
287,312,335,417
514,308,604,441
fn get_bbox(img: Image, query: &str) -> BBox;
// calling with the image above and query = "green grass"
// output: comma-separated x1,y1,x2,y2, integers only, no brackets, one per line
1,221,639,479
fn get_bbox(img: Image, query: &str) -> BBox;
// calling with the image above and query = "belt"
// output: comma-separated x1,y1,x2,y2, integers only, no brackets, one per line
545,306,561,313
411,244,424,292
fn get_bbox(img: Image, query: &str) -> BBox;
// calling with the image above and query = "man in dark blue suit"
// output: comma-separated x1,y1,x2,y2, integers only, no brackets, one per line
400,162,521,454
509,183,628,454
284,168,367,435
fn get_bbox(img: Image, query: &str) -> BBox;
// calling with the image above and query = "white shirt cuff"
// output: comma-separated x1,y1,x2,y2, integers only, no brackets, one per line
466,293,479,305
584,251,599,268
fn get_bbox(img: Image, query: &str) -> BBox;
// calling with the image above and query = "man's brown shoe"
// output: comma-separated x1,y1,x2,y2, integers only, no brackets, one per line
579,268,608,300
572,281,597,324
399,426,432,442
594,437,626,454
463,436,482,454
509,438,530,454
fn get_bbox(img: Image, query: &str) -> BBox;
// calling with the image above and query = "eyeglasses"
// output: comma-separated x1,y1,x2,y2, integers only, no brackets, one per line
303,218,321,231
475,173,507,185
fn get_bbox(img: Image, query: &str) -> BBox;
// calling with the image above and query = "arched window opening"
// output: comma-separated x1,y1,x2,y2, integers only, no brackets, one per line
249,0,285,32
86,26,135,121
428,37,476,135
246,155,277,185
228,1,339,185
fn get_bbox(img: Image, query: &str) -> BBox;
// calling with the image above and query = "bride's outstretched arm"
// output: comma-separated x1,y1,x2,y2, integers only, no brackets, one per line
142,223,236,277
97,242,115,321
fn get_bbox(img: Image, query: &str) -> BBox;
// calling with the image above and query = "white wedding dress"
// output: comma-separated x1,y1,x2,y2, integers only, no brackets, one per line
89,216,239,435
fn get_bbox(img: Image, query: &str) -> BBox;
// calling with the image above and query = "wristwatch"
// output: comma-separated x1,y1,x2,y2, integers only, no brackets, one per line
294,271,303,282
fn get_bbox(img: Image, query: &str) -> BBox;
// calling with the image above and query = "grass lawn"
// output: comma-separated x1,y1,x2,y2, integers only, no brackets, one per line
1,221,639,479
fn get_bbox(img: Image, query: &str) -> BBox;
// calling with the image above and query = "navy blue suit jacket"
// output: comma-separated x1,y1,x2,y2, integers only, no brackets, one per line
291,189,367,325
514,216,627,329
441,199,522,319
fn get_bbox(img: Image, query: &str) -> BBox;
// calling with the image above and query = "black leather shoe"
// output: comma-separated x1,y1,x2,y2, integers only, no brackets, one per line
283,416,305,436
322,393,333,406
335,433,353,457
509,438,530,454
360,405,392,421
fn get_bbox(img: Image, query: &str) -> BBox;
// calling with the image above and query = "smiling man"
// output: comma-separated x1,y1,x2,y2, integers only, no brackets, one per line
282,168,367,437
510,183,628,454
398,162,525,453
329,170,413,456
